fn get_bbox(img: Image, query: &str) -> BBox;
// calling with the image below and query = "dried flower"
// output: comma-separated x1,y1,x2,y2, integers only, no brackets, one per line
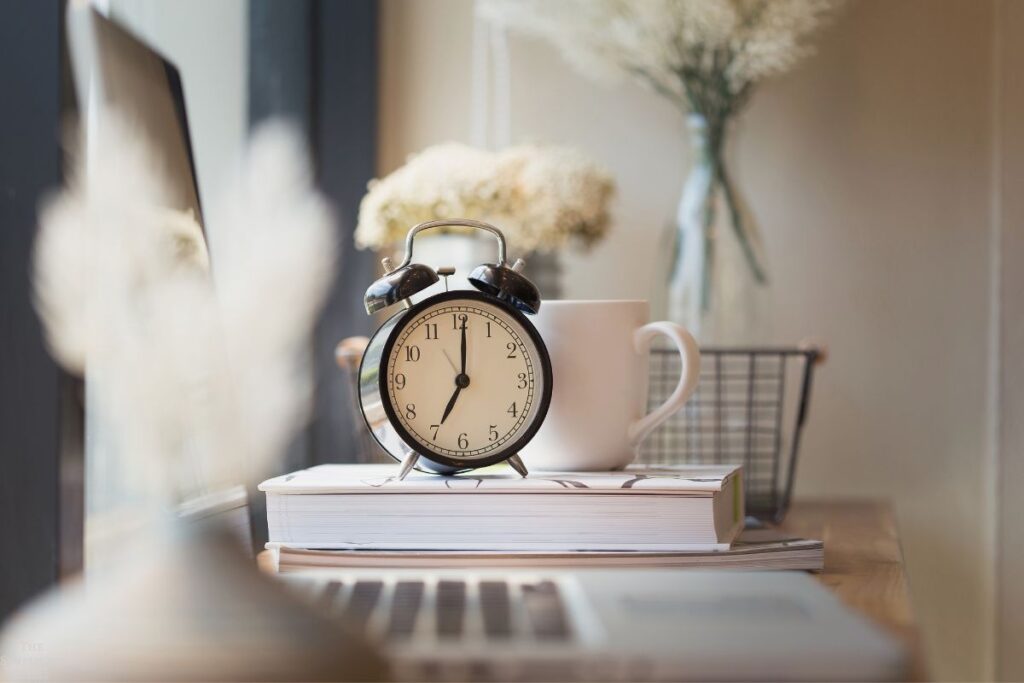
479,0,843,118
355,142,615,253
33,115,334,503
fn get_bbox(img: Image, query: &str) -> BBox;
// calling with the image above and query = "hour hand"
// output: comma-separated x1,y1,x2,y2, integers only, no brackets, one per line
440,386,461,425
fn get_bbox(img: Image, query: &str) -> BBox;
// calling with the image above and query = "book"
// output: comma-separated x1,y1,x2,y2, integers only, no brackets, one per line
267,528,823,572
259,463,744,552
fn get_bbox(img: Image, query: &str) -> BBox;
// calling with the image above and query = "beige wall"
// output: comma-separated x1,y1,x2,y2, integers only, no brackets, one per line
381,1,1005,679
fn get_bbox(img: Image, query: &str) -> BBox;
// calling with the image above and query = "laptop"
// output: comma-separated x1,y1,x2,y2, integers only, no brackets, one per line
64,5,906,681
281,568,906,681
66,0,203,230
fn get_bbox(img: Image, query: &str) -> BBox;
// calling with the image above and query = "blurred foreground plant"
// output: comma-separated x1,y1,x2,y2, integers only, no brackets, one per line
34,114,335,505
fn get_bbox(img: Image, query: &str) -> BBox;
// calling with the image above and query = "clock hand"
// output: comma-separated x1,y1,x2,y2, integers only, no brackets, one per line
459,315,467,376
442,349,459,374
440,385,462,425
441,315,471,426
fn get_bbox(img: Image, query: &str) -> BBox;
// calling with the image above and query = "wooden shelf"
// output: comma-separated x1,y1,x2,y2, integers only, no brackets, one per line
780,500,926,680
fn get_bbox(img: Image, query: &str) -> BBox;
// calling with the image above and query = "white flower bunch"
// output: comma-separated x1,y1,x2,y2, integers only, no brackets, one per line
479,0,843,117
356,142,615,253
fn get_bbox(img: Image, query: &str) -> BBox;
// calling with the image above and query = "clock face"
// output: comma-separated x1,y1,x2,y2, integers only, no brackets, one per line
381,293,550,466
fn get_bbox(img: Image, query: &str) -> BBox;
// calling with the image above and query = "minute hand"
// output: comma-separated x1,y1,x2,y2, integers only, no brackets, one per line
460,316,467,374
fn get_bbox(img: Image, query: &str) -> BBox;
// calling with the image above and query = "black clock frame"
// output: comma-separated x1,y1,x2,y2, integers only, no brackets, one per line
364,289,553,472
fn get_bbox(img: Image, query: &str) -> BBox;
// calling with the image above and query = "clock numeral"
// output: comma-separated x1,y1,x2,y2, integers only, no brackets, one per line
452,313,459,329
486,321,492,338
430,424,440,440
507,402,518,418
405,403,416,420
394,373,406,390
425,323,438,340
488,425,499,441
506,342,517,359
405,345,420,362
458,433,469,449
517,372,528,389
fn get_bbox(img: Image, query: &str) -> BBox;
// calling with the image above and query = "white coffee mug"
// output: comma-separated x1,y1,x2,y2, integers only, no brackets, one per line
521,300,700,471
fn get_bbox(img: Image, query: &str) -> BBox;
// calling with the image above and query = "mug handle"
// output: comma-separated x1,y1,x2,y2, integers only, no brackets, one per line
628,322,701,448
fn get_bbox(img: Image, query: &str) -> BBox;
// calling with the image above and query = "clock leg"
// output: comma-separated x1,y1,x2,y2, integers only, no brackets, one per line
507,454,529,478
396,452,420,481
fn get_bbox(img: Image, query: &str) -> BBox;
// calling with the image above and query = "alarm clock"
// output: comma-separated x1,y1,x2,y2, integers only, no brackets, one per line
358,219,553,479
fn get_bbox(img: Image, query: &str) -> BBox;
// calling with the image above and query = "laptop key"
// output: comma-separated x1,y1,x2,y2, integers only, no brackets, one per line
387,580,425,638
319,580,343,611
522,580,571,640
342,580,383,630
436,580,466,638
479,580,512,639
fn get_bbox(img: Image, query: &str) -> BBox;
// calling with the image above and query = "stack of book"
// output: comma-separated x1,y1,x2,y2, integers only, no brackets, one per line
259,464,823,572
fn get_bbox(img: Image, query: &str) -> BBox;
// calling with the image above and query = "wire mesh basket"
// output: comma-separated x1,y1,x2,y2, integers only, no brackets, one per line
638,347,821,523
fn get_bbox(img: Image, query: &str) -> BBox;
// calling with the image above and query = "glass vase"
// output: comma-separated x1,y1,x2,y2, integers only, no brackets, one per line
666,114,769,345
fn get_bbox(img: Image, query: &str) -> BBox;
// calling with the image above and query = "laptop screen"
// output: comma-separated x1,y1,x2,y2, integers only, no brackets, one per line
66,2,204,232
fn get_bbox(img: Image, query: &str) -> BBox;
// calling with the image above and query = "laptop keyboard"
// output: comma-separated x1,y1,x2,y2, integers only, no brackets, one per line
303,576,573,643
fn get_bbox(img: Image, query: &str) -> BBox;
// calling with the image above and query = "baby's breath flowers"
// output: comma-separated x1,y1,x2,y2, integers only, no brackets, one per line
479,0,842,121
355,143,615,253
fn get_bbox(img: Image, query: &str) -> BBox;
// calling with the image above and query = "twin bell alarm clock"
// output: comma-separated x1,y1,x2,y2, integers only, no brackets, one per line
358,219,553,479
